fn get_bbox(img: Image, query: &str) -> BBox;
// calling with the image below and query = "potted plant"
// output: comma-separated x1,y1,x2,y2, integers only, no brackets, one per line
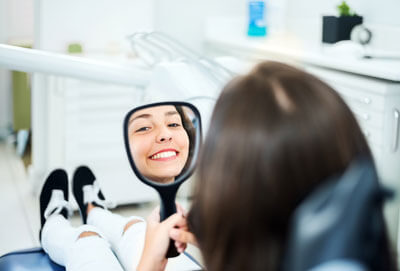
322,1,363,43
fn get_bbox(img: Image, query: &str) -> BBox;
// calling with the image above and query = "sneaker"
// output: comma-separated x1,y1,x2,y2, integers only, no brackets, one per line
39,169,72,240
72,166,107,224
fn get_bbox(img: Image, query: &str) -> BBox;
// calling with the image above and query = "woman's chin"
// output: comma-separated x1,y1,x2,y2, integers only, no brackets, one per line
147,175,176,184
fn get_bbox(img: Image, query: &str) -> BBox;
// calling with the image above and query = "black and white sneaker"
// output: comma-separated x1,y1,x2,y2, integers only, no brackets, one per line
39,169,72,240
72,166,109,224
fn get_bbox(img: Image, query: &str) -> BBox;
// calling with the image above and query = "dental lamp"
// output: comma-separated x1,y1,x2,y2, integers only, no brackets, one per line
0,44,151,86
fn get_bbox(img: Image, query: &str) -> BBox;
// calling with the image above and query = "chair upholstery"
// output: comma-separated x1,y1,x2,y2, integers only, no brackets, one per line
0,247,64,271
283,158,391,271
0,248,203,271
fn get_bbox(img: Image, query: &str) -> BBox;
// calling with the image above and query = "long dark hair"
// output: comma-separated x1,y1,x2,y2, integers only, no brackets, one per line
175,105,195,180
188,62,395,271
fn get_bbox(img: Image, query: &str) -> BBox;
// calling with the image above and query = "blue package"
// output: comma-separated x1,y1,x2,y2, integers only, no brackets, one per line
248,0,267,37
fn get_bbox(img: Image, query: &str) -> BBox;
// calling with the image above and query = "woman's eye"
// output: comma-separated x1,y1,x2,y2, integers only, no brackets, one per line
135,127,151,133
168,123,181,128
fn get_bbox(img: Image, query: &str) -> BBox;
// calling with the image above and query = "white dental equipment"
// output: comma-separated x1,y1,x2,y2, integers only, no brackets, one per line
0,33,235,204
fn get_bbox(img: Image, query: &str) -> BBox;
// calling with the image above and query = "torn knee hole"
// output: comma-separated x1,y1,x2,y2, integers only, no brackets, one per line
123,219,143,234
78,231,100,239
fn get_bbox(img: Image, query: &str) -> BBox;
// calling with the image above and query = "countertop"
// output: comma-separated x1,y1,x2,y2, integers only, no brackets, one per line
204,20,400,82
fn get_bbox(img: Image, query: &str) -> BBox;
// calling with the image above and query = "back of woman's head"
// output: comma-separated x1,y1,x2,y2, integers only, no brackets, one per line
188,61,372,271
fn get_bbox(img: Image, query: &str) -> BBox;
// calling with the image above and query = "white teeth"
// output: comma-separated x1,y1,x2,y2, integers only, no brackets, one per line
151,151,176,160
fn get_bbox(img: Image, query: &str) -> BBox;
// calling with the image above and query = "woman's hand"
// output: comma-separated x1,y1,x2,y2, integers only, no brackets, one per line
137,206,187,271
169,205,198,251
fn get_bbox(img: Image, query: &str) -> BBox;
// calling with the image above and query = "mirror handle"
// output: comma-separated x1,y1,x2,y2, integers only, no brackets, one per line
159,186,180,258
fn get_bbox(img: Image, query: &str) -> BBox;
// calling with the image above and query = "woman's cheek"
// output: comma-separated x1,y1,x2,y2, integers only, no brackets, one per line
178,130,190,150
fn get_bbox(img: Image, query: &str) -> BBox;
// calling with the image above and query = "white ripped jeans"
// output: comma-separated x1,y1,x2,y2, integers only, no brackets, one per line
41,207,199,271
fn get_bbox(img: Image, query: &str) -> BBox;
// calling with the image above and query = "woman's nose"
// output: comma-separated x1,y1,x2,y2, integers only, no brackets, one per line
156,128,172,143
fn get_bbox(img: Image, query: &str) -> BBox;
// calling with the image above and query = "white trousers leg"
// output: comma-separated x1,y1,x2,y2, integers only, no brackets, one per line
87,208,202,271
41,214,124,271
87,207,146,271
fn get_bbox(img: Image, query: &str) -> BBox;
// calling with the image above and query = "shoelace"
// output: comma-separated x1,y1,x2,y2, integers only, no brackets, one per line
83,180,115,209
44,190,73,219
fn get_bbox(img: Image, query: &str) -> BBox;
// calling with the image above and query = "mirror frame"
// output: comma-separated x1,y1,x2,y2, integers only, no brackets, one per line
123,101,202,188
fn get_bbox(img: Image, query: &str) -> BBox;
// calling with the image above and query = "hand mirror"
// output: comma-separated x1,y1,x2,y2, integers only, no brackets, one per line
123,101,202,257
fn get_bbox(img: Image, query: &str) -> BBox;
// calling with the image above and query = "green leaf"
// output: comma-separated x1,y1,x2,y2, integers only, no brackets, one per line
337,1,351,16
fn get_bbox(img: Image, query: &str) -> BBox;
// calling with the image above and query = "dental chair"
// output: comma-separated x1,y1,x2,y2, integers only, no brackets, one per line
0,247,202,271
0,247,64,271
0,157,393,271
283,157,394,271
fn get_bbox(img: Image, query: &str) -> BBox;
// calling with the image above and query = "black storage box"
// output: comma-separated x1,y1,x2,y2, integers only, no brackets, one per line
322,15,363,43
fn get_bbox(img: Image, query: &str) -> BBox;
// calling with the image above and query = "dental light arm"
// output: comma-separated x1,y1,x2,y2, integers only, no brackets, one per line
0,44,151,87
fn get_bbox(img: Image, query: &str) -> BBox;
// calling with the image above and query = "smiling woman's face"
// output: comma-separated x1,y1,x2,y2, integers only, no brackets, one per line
127,105,190,184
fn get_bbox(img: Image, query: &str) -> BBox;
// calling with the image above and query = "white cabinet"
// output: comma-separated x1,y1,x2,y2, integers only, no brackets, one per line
304,66,400,188
35,75,158,206
63,78,158,205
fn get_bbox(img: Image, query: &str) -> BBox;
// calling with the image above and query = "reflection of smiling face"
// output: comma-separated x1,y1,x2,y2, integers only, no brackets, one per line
128,105,190,184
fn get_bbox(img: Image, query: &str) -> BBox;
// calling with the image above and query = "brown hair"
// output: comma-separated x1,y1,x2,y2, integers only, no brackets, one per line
188,62,394,271
175,105,195,180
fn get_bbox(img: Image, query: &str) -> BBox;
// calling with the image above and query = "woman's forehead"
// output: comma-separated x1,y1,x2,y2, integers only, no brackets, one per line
130,105,178,122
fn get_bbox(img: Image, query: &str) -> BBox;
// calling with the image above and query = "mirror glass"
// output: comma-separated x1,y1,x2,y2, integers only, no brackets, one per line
124,102,201,186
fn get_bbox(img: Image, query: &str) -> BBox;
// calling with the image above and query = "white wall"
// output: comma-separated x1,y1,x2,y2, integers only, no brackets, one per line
0,0,8,42
154,0,400,53
7,0,35,40
285,0,400,47
36,0,155,53
0,0,8,137
361,0,400,27
154,0,246,52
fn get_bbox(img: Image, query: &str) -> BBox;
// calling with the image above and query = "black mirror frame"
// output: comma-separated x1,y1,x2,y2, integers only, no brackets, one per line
123,101,202,258
123,101,202,189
